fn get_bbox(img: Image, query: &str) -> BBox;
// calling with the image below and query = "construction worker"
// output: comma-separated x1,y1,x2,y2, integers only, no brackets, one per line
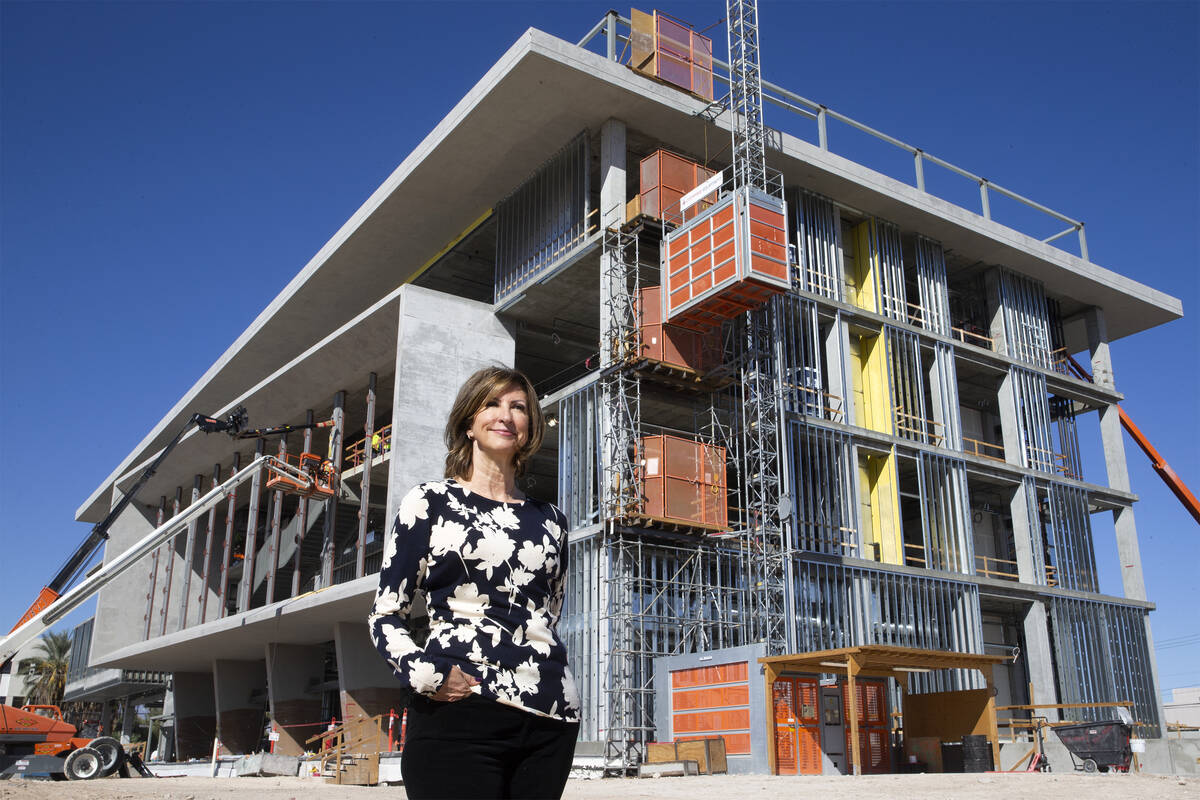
371,431,382,458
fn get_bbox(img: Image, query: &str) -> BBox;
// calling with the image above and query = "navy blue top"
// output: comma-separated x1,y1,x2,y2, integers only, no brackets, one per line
368,479,579,722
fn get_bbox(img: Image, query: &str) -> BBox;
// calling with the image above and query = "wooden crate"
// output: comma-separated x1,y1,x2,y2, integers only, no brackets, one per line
645,738,727,774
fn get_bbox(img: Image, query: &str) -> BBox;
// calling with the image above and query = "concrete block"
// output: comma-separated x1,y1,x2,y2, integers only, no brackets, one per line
638,760,699,778
234,752,301,777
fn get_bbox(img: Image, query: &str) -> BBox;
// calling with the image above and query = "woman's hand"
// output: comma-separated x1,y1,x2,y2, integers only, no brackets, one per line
430,665,479,702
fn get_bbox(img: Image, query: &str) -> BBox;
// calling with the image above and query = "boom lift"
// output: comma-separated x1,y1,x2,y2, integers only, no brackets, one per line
0,410,339,779
1064,354,1200,525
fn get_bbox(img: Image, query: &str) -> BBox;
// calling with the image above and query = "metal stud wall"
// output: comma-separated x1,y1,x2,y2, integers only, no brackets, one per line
1049,597,1160,737
557,382,603,530
494,131,591,302
1041,481,1099,593
788,188,843,300
997,269,1053,369
915,452,974,574
886,326,933,444
929,341,963,449
874,220,907,322
791,560,984,691
777,295,828,419
913,236,951,335
1009,367,1056,473
786,421,858,556
563,532,603,741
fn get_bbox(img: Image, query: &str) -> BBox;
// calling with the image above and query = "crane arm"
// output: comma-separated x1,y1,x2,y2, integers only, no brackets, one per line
0,454,314,663
1064,354,1199,525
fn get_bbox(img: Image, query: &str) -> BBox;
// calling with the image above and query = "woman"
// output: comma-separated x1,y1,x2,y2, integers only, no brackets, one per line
368,366,579,800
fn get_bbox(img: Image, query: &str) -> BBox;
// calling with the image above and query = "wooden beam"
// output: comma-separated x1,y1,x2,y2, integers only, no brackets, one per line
848,654,862,776
981,664,1001,771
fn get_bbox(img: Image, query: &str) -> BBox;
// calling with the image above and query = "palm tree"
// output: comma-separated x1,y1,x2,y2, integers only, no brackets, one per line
20,631,71,707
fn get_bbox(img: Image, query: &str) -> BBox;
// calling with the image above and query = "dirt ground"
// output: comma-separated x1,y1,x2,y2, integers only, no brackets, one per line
2,772,1198,800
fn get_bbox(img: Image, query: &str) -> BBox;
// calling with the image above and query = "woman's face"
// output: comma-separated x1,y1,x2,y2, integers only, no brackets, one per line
468,383,530,464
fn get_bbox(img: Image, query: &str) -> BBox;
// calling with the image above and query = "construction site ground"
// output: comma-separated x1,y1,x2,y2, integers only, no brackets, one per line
2,772,1199,799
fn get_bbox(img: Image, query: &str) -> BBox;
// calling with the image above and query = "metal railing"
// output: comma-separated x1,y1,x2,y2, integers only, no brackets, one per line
579,12,1090,262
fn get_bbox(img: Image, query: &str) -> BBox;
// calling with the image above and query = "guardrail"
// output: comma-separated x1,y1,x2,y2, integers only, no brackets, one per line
579,12,1090,262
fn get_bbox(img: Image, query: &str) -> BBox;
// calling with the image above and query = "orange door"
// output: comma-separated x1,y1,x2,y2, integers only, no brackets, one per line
772,677,822,775
842,679,891,774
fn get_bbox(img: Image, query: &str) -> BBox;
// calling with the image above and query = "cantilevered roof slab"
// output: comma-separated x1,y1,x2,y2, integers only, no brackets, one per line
79,27,1181,521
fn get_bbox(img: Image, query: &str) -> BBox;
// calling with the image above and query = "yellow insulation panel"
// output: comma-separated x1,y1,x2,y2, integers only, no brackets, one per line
859,451,904,566
850,332,892,434
848,219,878,313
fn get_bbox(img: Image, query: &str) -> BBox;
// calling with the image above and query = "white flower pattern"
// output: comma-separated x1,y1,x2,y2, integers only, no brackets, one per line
367,479,579,721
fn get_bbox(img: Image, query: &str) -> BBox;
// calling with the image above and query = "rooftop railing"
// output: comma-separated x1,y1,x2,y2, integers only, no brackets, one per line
579,11,1090,262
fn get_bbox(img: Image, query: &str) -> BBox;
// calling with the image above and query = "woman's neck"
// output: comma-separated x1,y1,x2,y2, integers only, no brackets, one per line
459,455,522,503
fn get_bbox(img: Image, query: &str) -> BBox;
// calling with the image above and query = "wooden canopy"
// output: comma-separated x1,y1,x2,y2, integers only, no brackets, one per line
760,645,1014,775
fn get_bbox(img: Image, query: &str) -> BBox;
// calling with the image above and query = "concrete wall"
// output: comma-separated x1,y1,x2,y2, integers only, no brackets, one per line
385,285,515,527
1165,687,1200,728
92,493,158,659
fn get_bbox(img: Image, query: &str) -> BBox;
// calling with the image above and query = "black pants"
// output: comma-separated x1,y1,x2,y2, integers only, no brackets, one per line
401,695,579,800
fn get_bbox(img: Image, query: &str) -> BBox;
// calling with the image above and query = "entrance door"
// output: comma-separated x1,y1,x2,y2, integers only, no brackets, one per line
771,677,821,775
820,686,846,774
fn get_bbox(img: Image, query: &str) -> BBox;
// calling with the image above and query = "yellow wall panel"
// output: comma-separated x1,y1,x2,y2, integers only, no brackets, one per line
858,451,903,566
849,220,877,313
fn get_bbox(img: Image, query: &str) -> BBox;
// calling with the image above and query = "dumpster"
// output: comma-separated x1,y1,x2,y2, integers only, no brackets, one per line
1052,719,1132,773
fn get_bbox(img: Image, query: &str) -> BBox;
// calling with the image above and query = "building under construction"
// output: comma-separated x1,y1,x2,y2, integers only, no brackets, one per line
58,6,1185,776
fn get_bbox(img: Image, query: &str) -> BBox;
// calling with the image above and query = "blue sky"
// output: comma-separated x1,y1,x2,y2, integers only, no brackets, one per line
2,2,1196,699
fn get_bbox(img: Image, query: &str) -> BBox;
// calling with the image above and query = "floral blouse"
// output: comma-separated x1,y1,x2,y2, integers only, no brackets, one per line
368,479,580,722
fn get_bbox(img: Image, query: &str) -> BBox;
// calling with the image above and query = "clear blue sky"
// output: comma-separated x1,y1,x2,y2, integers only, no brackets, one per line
2,2,1197,698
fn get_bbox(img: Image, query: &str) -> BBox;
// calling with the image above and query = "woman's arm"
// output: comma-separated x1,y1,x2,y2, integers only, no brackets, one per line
367,484,456,695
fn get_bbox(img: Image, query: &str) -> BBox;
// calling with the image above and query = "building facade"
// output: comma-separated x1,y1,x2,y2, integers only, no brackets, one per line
65,9,1181,772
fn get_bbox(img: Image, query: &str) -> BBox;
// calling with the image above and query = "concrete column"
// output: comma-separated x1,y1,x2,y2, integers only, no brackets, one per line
600,118,626,230
1083,307,1115,388
1021,601,1059,723
996,368,1024,469
98,700,115,737
334,622,406,753
213,659,266,755
1084,307,1146,600
265,643,325,756
239,439,266,611
825,317,852,425
983,267,1006,356
173,671,216,760
385,286,515,528
320,391,347,587
1142,616,1169,736
118,696,136,746
1008,481,1040,584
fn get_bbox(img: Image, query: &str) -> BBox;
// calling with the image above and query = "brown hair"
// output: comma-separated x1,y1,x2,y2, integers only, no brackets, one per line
443,366,544,480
